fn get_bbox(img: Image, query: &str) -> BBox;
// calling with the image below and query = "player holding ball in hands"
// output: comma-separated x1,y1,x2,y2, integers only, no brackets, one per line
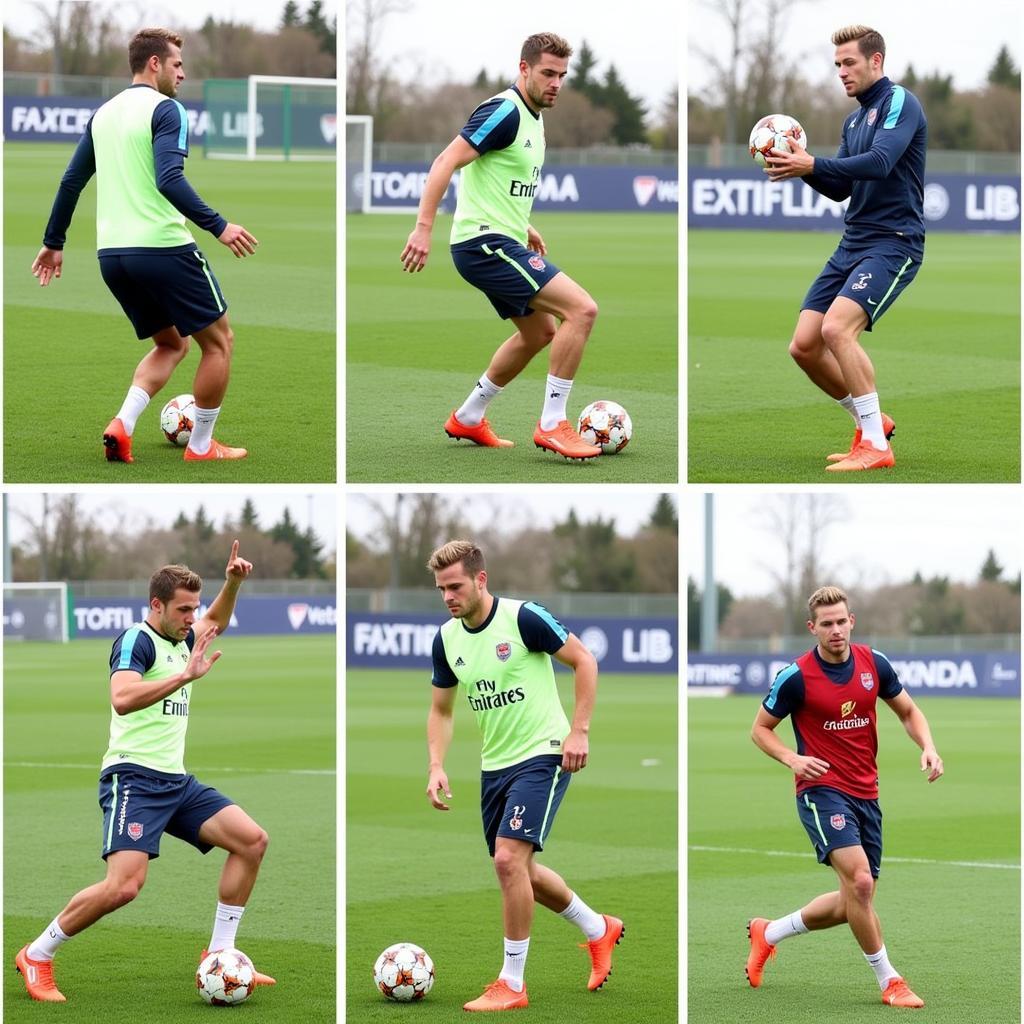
15,541,276,1002
32,28,257,464
764,25,926,472
401,32,603,461
747,586,942,1009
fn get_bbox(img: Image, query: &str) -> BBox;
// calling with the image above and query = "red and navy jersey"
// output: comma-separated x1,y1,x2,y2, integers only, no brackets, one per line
762,643,903,799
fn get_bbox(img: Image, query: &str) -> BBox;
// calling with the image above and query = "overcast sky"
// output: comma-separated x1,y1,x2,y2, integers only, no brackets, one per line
689,0,1021,95
686,489,1023,598
4,490,338,554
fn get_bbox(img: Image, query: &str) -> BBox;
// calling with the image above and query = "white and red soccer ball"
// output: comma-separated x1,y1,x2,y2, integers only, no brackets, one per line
577,400,632,454
749,114,808,166
196,948,255,1006
160,393,196,447
373,942,435,1001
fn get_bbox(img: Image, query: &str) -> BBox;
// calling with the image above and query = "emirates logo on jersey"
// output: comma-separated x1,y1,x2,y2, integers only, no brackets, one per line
841,700,857,718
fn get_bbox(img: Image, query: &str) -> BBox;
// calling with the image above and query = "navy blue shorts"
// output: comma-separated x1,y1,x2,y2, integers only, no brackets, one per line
98,246,228,340
451,234,562,320
98,764,234,860
802,244,920,331
797,785,883,878
480,754,571,856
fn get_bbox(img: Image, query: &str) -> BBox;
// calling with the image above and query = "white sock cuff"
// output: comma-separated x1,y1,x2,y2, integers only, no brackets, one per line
216,902,245,920
503,937,530,953
546,373,574,390
478,374,503,396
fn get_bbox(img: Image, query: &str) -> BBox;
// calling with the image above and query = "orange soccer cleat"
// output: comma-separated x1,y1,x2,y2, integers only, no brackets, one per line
881,976,924,1008
200,949,276,987
582,914,624,991
463,979,529,1012
745,918,776,988
826,413,896,463
14,946,66,1002
533,420,602,461
183,440,248,461
444,411,514,448
825,440,895,473
103,417,134,463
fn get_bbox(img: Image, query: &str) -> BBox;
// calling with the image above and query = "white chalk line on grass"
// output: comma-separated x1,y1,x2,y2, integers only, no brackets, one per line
689,844,1019,871
5,761,334,776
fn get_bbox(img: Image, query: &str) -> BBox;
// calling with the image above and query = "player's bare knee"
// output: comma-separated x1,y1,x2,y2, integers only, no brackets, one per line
250,826,269,862
109,876,144,909
820,317,854,353
576,294,599,332
492,846,525,884
850,869,874,905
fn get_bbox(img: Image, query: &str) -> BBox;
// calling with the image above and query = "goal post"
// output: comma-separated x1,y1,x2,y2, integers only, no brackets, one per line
344,113,420,214
3,582,71,642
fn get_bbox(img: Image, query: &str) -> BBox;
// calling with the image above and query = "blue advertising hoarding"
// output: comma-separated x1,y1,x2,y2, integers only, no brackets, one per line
689,166,1020,233
348,612,677,674
688,652,1020,697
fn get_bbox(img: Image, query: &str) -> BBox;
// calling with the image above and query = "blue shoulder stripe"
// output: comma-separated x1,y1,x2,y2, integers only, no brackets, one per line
523,601,568,644
117,626,142,670
171,98,189,150
470,99,515,147
882,86,905,129
764,662,799,711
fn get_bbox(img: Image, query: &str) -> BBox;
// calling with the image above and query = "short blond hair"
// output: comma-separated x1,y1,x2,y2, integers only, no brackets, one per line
427,540,485,577
521,32,573,65
808,585,850,621
150,564,202,603
831,25,885,67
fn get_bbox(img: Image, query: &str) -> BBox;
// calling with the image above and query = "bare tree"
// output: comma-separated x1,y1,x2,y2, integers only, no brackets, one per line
346,0,412,116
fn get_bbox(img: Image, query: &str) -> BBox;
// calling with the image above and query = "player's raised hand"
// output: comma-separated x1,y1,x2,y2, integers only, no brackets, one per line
31,247,63,287
788,753,831,781
765,137,814,182
921,747,944,783
526,225,547,256
225,539,253,582
401,225,431,272
181,626,223,682
561,728,589,773
426,767,452,810
218,223,259,258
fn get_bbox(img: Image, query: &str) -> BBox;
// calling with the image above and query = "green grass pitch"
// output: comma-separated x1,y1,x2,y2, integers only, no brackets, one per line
688,695,1020,1023
346,213,678,482
688,229,1020,482
3,143,335,482
347,669,678,1021
3,635,336,1020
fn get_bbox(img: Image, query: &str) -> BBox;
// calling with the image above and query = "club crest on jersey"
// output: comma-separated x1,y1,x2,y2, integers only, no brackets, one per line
127,822,144,841
528,256,546,272
861,672,875,690
841,700,857,718
496,641,512,662
830,814,846,830
509,804,525,830
867,107,878,126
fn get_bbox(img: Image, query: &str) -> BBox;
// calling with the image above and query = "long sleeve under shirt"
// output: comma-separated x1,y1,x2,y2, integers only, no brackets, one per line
43,84,227,254
802,76,927,256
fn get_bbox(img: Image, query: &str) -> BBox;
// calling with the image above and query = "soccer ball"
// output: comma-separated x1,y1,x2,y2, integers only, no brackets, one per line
577,400,632,454
373,942,434,1001
749,114,808,166
196,948,255,1006
160,393,196,446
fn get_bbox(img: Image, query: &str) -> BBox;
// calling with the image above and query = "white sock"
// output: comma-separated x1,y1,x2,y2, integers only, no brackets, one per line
208,901,245,952
498,936,529,992
115,386,151,436
559,891,606,941
864,945,900,989
764,910,809,945
837,393,860,427
187,405,221,455
27,917,70,961
853,392,887,450
540,374,573,431
456,374,503,426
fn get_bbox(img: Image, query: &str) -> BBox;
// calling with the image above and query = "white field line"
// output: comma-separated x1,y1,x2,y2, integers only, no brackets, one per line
5,761,334,776
689,844,1019,870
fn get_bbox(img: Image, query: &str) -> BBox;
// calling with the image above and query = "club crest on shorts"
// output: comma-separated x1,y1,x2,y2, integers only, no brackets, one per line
127,822,144,841
830,814,846,830
495,641,512,662
861,672,875,690
528,256,546,271
509,804,525,830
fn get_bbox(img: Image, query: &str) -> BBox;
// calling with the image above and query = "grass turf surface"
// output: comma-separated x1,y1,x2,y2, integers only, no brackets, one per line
3,635,336,1020
688,695,1020,1023
347,669,678,1021
688,230,1020,482
3,143,335,482
346,212,678,482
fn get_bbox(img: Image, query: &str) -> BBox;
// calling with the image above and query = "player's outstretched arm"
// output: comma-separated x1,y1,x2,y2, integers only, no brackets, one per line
883,691,944,782
195,540,253,639
751,707,831,780
401,135,479,273
426,684,457,810
554,633,597,773
110,628,221,714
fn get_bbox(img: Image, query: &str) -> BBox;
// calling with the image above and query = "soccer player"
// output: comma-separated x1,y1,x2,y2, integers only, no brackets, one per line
400,33,603,461
746,585,943,1009
15,541,276,1002
425,541,624,1011
31,27,257,463
764,26,926,472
